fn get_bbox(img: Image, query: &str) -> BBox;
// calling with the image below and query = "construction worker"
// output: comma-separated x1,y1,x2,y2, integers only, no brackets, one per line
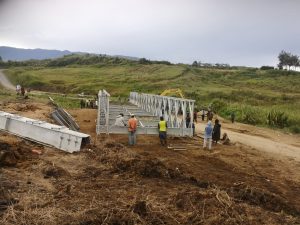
115,113,126,126
90,100,94,108
193,110,198,123
207,109,213,121
203,121,213,150
201,109,205,121
158,116,167,146
80,99,85,108
20,86,25,96
221,133,230,145
212,119,221,144
128,114,137,145
16,84,21,95
85,99,89,108
186,113,191,128
231,112,235,123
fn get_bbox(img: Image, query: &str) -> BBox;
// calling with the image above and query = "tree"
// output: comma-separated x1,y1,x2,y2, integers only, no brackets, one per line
278,50,291,70
278,50,299,70
139,58,151,64
0,56,2,62
290,55,299,70
192,61,198,67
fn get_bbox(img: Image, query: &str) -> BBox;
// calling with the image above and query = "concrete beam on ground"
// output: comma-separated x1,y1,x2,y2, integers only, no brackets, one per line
0,111,90,153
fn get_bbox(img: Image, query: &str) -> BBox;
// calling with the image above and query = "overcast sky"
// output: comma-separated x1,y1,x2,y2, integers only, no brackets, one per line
0,0,299,67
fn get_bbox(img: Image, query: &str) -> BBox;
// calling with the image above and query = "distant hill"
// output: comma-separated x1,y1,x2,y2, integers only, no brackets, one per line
0,46,73,61
113,55,139,61
0,46,140,62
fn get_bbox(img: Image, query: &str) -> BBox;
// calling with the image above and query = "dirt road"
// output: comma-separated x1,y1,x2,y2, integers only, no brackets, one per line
197,120,300,161
0,69,89,100
0,69,15,90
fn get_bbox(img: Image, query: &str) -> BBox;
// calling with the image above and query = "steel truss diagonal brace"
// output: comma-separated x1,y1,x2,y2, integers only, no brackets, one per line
129,92,195,133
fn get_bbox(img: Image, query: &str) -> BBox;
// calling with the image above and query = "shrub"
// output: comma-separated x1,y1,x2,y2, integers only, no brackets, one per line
260,66,274,70
208,91,228,99
267,109,289,128
241,106,263,125
139,58,151,64
209,99,227,113
29,80,46,89
290,125,300,134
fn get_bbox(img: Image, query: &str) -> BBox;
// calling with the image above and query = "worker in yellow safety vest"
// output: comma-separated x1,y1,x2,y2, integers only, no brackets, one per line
158,116,168,146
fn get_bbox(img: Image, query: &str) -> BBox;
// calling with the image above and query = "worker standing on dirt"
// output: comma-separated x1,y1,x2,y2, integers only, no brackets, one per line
90,100,94,108
203,121,213,150
212,119,221,144
80,99,85,108
201,109,205,121
158,116,167,146
85,99,89,108
16,84,21,95
207,109,213,121
115,113,126,126
128,114,137,146
20,86,25,96
193,110,198,123
186,113,191,128
231,112,235,123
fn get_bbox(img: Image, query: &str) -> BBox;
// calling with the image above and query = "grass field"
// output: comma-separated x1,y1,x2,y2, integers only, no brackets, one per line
3,64,300,133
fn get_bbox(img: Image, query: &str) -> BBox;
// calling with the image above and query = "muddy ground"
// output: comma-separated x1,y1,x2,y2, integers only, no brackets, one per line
0,99,300,225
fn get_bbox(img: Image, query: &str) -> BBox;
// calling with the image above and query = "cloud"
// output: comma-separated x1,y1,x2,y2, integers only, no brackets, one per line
0,0,299,66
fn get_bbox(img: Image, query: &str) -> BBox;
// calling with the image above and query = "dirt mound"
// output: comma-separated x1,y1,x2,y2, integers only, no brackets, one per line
0,141,34,167
230,185,300,216
0,142,10,150
0,150,17,166
114,158,170,178
0,175,19,215
113,157,210,189
42,164,70,178
133,200,147,217
170,188,300,225
85,143,210,188
13,103,41,112
83,166,103,178
104,141,125,150
0,197,18,215
84,140,127,162
71,209,136,225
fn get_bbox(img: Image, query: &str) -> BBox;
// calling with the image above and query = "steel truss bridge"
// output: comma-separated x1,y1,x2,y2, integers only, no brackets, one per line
96,90,195,136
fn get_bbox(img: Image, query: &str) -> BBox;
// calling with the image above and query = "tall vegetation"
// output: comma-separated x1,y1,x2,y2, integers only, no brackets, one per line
191,60,230,69
2,54,300,133
278,50,299,70
0,54,172,68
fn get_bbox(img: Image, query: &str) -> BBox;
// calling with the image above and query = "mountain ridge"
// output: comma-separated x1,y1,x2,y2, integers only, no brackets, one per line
0,46,139,61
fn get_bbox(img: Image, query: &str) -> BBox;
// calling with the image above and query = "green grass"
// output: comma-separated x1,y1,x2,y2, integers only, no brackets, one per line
2,64,300,133
0,89,83,109
0,89,15,101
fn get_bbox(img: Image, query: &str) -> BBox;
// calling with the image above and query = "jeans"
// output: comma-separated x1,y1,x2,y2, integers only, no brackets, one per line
128,131,136,145
159,131,167,146
203,138,212,150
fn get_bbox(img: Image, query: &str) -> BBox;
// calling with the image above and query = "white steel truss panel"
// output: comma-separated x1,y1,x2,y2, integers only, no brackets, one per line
0,111,90,153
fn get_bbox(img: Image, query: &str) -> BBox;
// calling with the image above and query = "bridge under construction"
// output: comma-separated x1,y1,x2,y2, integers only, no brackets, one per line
96,90,195,136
